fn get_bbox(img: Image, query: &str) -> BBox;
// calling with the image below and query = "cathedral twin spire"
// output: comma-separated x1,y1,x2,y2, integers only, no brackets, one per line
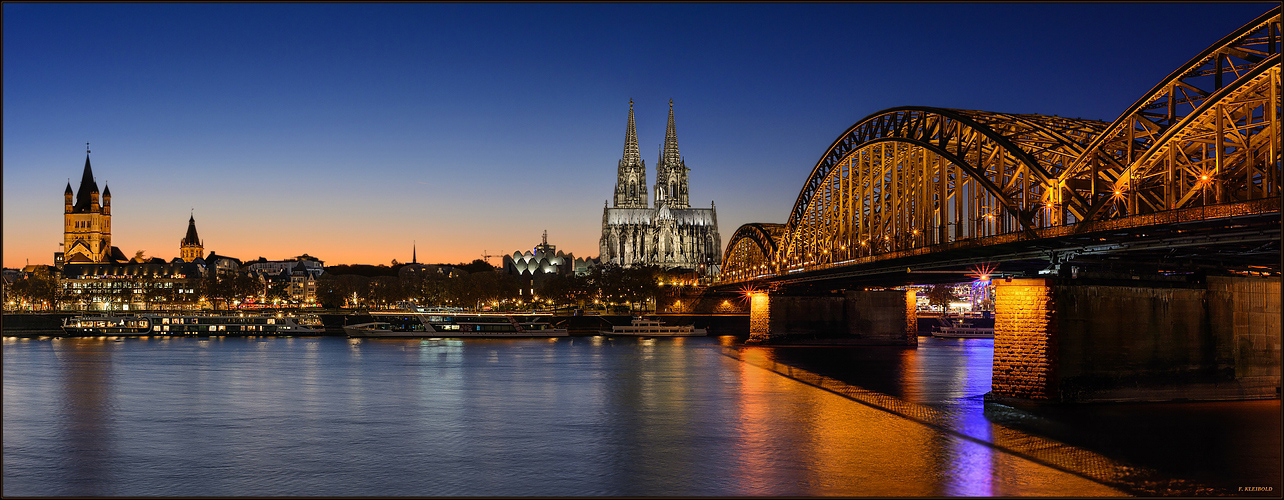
654,99,689,209
614,100,648,208
613,99,689,209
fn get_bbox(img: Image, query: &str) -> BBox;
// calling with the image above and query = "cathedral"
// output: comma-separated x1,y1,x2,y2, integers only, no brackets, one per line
600,100,721,280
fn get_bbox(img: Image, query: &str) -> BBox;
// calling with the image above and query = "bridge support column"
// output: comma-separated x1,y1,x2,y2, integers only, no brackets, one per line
747,292,772,342
992,279,1058,400
745,290,916,345
992,276,1281,403
844,289,917,346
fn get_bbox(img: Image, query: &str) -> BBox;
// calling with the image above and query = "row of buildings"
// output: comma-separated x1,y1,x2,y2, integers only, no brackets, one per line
7,148,327,310
7,100,722,311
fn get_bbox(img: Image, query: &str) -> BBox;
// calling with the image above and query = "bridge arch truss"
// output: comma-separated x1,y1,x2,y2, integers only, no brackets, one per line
719,7,1281,284
720,223,786,283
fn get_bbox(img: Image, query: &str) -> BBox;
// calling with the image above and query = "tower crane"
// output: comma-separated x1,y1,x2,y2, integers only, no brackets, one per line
479,250,503,265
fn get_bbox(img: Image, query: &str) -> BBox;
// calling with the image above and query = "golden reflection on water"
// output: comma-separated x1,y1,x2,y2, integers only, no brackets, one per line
730,348,777,495
731,347,1122,496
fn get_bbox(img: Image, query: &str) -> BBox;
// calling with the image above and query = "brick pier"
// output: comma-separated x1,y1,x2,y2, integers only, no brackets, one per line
992,276,1281,403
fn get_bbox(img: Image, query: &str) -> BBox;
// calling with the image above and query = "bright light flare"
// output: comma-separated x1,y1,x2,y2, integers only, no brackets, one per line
967,262,997,282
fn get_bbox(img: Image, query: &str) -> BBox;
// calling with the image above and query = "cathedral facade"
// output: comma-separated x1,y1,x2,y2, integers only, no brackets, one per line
600,100,721,280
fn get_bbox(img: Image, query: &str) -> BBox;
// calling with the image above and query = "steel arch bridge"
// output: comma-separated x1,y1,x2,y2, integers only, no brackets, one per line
719,7,1282,285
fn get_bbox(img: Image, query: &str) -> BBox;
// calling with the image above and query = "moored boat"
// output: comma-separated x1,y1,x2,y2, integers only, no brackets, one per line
932,326,995,339
601,317,707,337
932,317,995,338
929,313,994,339
345,312,568,338
61,313,325,337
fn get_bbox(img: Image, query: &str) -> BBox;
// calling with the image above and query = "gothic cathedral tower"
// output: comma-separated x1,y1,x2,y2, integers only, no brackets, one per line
180,214,204,262
612,99,648,208
63,147,112,263
653,99,689,209
601,100,721,280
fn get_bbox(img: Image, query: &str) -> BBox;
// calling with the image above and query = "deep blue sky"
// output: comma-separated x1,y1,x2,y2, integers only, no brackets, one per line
4,2,1274,266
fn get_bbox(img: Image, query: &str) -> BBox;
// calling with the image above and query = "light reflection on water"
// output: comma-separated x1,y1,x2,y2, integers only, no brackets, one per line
6,335,1129,496
747,337,1281,496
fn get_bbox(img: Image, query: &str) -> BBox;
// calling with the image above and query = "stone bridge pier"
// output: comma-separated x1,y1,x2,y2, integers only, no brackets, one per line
992,276,1281,403
747,289,916,345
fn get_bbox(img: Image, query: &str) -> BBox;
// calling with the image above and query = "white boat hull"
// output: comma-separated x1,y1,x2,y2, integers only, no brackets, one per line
601,318,707,337
603,328,708,337
344,322,568,338
932,327,994,339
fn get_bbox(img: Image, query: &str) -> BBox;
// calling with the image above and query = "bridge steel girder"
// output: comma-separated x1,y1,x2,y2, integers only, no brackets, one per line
770,108,1108,279
1058,8,1282,223
784,107,1106,234
720,223,786,284
717,7,1283,287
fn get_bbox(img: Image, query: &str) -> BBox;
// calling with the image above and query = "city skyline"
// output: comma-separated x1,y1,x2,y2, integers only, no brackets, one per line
3,2,1272,268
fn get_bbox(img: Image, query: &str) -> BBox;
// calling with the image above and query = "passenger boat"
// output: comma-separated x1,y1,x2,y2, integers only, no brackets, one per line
932,326,995,339
344,312,568,338
928,313,995,339
601,317,707,337
61,313,325,337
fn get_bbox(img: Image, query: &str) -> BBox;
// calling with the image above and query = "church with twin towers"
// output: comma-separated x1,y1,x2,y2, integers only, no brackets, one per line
600,100,721,280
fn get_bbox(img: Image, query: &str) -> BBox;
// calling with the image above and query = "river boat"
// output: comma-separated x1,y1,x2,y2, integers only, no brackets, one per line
344,312,568,338
931,316,994,339
932,326,995,339
601,317,707,337
926,312,995,339
61,313,325,337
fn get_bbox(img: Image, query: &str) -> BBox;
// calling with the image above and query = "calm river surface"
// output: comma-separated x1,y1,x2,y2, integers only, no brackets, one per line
4,334,1279,496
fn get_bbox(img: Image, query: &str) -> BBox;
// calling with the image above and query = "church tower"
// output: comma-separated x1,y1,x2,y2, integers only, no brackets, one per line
180,214,204,262
63,146,112,263
612,99,648,208
653,99,690,209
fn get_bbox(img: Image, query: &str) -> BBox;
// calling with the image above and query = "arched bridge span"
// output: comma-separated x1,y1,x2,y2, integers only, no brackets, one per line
720,7,1281,285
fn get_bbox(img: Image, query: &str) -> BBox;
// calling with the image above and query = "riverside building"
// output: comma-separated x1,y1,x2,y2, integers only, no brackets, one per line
503,231,600,300
599,100,721,281
55,147,212,310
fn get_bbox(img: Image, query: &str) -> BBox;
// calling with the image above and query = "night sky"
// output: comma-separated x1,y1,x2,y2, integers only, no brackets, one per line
3,2,1273,267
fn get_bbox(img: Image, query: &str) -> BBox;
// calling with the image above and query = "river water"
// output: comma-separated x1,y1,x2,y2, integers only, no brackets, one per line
3,335,1279,496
